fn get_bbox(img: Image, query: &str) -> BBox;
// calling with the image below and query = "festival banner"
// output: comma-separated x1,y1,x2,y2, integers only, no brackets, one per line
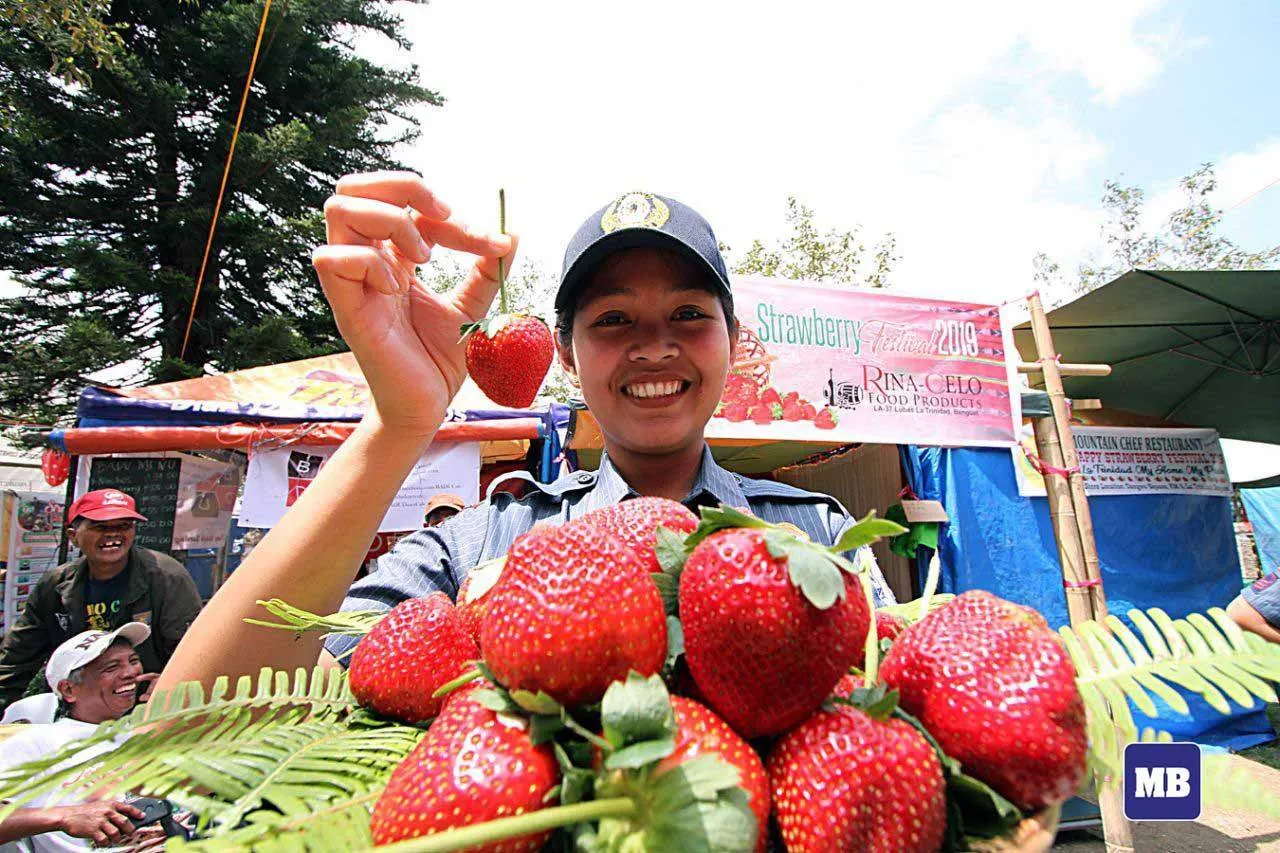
1013,426,1232,498
709,277,1021,447
240,441,482,531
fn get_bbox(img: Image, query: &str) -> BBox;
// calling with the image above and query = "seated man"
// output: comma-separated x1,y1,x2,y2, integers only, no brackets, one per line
0,623,159,851
1226,569,1280,644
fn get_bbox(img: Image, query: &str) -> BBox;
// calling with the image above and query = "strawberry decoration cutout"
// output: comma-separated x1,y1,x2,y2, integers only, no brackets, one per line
461,190,553,408
41,448,71,487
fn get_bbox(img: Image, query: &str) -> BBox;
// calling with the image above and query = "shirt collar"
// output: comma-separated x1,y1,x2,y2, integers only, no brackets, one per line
580,445,749,514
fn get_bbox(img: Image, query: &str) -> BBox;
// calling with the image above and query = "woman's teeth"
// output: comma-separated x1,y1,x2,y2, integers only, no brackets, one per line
625,381,683,399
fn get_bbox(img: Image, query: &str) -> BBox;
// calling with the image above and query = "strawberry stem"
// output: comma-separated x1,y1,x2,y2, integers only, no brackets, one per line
497,188,508,315
861,571,879,689
431,667,481,699
376,797,638,852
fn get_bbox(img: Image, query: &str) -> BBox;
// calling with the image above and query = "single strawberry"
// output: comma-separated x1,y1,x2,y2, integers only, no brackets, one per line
782,390,800,407
658,697,770,853
749,402,774,425
800,401,817,420
370,692,558,848
456,556,506,649
349,593,479,724
722,402,749,422
481,518,667,706
814,407,838,429
875,610,907,641
581,497,699,574
768,695,946,853
880,590,1087,810
462,314,554,408
781,400,805,421
760,387,782,408
678,508,872,738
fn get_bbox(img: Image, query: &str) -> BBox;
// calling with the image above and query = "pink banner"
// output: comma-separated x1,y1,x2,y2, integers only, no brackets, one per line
709,277,1021,447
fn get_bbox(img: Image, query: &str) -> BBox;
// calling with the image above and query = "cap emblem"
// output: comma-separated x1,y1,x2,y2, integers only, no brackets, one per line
600,192,670,233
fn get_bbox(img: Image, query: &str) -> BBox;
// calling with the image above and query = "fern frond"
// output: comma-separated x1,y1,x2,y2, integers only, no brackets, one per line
878,593,954,624
1063,607,1280,784
1202,754,1280,821
0,665,422,837
245,599,386,637
173,791,381,852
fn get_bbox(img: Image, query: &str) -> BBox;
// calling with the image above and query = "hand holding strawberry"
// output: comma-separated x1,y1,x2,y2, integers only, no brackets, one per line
461,190,553,408
312,173,517,433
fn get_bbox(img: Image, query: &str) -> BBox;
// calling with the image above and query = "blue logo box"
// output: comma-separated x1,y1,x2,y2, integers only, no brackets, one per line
1124,742,1202,821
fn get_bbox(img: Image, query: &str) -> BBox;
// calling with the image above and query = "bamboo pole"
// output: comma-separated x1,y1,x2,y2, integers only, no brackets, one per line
1017,361,1112,377
1025,292,1133,853
1027,293,1108,619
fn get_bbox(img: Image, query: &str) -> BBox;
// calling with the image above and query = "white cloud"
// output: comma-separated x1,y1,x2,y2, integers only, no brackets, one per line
357,0,1181,307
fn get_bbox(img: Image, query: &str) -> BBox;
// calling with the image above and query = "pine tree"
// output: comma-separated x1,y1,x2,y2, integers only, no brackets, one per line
0,0,439,424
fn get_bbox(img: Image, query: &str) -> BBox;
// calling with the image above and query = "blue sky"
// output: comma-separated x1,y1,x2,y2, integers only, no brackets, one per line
387,0,1279,307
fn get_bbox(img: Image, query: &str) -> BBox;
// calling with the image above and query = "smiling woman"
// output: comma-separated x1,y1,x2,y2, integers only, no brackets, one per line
155,178,898,694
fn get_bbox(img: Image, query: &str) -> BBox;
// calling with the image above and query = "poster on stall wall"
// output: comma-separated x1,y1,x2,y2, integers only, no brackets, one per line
1,490,64,633
240,442,482,531
171,454,241,550
76,453,243,553
708,278,1022,447
1013,426,1232,498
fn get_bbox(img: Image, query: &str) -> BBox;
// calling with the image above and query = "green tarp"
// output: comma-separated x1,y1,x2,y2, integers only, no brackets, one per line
1013,269,1280,445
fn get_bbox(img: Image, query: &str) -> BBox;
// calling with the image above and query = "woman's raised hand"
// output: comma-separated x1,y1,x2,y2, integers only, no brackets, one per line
312,172,517,434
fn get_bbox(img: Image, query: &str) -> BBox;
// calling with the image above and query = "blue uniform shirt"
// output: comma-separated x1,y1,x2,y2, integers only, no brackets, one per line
325,445,897,663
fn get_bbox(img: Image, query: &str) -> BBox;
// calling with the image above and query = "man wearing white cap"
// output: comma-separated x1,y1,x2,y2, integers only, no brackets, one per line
0,624,154,851
0,488,202,710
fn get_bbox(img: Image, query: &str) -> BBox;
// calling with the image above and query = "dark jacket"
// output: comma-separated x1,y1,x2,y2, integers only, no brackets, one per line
0,547,202,707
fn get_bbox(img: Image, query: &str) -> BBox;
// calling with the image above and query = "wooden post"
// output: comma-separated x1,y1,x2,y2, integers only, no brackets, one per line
1026,293,1108,618
1026,292,1133,853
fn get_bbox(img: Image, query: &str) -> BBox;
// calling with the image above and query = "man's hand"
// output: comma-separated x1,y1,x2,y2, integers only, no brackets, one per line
55,800,144,847
311,172,518,436
133,672,161,704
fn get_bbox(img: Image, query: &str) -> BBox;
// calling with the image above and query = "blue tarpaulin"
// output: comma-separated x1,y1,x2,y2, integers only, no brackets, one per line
901,445,1273,752
1242,486,1280,575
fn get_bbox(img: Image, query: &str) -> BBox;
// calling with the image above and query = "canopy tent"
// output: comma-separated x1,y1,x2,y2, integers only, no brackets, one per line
1012,269,1280,444
51,352,568,477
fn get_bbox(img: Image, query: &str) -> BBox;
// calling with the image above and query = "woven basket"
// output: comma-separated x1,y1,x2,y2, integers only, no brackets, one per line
967,804,1061,853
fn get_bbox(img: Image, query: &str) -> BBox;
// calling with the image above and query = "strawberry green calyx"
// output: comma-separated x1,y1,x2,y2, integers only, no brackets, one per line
587,674,757,852
685,506,906,610
459,313,547,343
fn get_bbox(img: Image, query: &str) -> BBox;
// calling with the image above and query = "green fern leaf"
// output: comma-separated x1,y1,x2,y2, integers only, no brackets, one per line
1063,607,1280,789
0,665,423,841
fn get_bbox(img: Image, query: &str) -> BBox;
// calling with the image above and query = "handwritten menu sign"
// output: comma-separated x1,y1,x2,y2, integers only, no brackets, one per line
87,457,181,551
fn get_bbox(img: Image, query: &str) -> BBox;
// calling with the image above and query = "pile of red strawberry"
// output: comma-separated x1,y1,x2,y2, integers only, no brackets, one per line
346,497,1087,852
717,375,838,429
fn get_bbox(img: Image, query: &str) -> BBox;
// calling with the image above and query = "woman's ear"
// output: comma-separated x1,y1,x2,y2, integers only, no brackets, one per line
555,336,579,386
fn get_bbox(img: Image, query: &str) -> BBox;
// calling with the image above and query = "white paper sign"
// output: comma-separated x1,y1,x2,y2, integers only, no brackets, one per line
171,454,241,550
1014,426,1232,498
240,442,481,531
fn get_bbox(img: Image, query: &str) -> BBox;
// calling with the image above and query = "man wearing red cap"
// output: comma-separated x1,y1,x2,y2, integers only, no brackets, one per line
0,488,203,709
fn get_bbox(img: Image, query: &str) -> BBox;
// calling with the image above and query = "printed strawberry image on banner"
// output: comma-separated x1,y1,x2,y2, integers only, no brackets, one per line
286,451,326,506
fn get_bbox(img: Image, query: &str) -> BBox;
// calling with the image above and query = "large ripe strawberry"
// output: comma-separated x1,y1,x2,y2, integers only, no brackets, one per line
349,593,479,724
658,696,770,852
768,698,946,853
880,590,1087,810
481,519,667,706
581,496,699,573
463,314,553,408
371,692,558,848
678,509,873,738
